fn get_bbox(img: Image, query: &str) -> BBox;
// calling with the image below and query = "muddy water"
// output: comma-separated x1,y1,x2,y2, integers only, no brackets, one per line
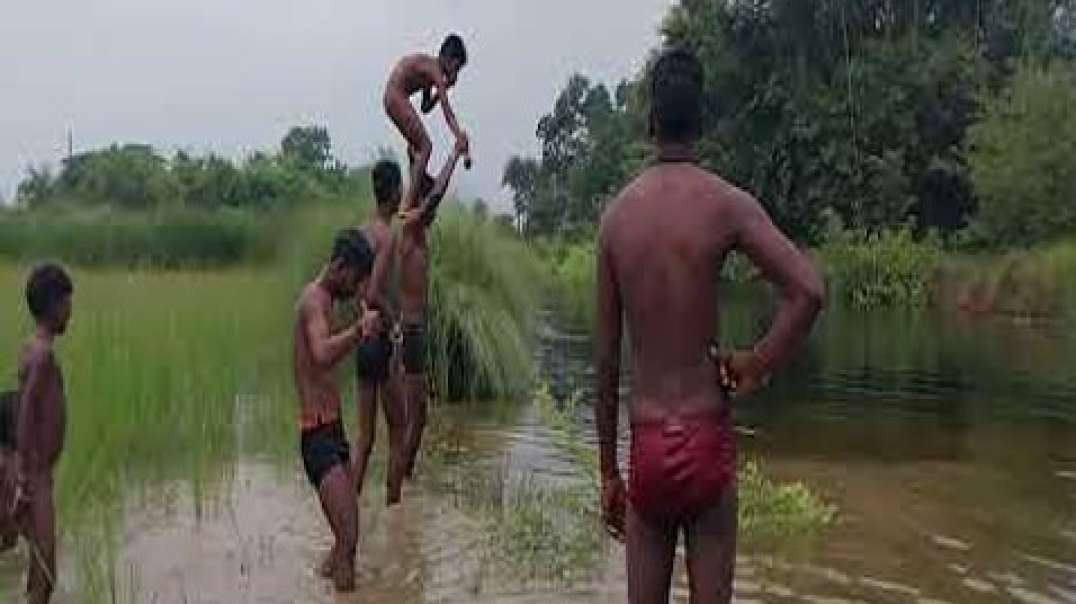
2,286,1075,602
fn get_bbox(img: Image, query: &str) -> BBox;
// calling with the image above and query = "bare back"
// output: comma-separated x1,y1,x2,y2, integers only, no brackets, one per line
599,161,819,422
17,340,65,470
387,54,438,98
293,285,343,427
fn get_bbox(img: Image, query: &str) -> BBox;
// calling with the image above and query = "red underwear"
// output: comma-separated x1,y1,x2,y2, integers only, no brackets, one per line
629,407,736,524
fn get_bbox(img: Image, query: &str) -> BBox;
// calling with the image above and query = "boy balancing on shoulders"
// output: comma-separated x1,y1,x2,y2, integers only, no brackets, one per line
292,229,381,592
384,34,472,217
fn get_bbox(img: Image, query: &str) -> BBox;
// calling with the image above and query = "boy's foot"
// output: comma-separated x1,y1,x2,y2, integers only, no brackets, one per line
332,558,356,592
318,550,335,578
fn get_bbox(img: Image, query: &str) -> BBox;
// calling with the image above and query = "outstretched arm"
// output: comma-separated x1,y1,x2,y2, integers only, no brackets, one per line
733,192,824,381
424,63,464,141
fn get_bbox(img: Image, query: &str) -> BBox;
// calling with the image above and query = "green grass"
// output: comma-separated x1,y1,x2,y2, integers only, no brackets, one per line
0,207,283,268
540,239,596,329
934,238,1076,318
819,225,943,310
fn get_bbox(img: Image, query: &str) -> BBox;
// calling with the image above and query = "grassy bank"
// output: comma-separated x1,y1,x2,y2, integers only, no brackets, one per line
0,207,284,268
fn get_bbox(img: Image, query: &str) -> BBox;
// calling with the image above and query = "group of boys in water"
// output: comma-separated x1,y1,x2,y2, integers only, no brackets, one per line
1,35,822,604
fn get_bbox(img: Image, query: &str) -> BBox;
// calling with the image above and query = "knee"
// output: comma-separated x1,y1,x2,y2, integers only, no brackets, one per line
357,434,375,457
415,137,432,160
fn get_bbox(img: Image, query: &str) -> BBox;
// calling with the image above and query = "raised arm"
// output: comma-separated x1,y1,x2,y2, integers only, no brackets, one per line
733,192,824,380
594,219,626,538
303,294,365,368
416,146,464,226
363,231,398,318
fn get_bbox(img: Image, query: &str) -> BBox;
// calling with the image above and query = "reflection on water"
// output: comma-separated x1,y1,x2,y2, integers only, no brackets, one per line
2,285,1075,602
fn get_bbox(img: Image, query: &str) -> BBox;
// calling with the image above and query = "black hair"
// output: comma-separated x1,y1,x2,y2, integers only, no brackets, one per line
372,160,402,206
650,46,704,143
25,262,72,320
330,228,375,277
440,34,467,67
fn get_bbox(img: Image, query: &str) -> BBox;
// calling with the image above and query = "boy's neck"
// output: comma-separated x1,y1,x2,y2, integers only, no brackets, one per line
375,205,395,222
34,323,56,343
654,141,698,163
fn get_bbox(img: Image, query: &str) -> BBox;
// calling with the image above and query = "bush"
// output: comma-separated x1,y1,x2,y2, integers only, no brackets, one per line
966,62,1076,247
820,215,942,309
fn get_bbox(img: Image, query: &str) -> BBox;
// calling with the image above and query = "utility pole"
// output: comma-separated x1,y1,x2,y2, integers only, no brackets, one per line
66,127,73,162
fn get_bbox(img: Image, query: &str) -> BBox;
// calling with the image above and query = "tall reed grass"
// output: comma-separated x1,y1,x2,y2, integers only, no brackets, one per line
0,208,283,268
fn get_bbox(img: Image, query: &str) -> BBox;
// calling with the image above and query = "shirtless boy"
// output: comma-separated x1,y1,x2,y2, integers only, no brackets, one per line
16,263,74,604
594,48,824,603
398,138,468,479
293,229,380,592
384,34,471,215
352,160,407,506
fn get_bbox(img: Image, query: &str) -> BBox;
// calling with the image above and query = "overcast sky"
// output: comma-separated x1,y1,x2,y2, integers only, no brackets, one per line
0,1,674,211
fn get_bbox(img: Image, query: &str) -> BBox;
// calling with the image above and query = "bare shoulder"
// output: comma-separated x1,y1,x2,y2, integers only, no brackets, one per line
598,171,650,244
20,339,54,372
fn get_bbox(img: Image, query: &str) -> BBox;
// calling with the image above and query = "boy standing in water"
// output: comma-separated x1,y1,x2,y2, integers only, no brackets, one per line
16,263,74,604
384,34,471,216
293,229,380,592
594,48,823,603
398,138,468,480
352,160,407,506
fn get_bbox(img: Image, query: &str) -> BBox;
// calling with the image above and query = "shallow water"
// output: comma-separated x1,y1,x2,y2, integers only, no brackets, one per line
2,285,1075,602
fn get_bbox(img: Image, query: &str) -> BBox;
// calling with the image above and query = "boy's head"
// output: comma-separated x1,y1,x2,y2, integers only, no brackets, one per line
26,262,73,335
649,46,704,144
372,159,402,214
326,228,375,299
439,34,467,87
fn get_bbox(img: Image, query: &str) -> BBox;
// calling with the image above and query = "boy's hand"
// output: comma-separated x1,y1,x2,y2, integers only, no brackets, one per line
717,350,770,398
358,308,381,339
600,474,627,542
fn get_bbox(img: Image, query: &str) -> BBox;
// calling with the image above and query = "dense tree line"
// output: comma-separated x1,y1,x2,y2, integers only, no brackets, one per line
14,126,366,211
504,0,1076,246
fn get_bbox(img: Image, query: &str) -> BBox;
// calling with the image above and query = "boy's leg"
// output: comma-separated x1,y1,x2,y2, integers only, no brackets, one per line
683,488,737,604
401,372,429,480
352,379,378,498
25,475,56,604
385,92,432,213
381,372,407,505
626,506,678,604
317,464,358,592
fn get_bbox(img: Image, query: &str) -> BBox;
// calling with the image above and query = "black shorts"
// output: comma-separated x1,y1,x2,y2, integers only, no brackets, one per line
402,322,427,375
356,332,392,383
300,420,350,488
0,391,17,449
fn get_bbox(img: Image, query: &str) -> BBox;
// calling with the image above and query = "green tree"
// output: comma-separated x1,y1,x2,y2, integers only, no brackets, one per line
967,62,1076,245
281,125,334,172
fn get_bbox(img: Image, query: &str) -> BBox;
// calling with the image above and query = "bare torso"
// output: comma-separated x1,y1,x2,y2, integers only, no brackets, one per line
293,285,342,426
396,222,429,324
363,216,398,315
602,163,741,421
18,341,65,470
386,54,437,98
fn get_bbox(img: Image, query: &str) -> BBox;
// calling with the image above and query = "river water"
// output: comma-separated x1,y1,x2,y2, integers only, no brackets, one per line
2,285,1074,602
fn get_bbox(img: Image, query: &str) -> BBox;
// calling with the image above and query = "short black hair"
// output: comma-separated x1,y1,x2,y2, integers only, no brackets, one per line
650,47,704,143
25,262,72,320
440,34,467,67
372,160,402,206
330,228,375,277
